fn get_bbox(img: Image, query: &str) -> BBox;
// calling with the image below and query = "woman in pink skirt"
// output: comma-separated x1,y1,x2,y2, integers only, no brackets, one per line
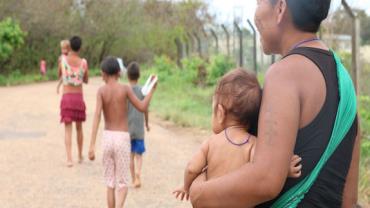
58,36,89,167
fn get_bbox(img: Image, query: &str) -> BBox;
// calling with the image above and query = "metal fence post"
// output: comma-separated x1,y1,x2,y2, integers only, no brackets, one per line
174,37,183,67
221,24,230,57
342,0,360,95
193,32,202,58
187,32,195,54
234,21,243,67
247,19,257,73
210,29,219,54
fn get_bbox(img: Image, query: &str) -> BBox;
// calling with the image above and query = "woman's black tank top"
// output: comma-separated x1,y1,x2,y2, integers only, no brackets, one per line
257,47,358,208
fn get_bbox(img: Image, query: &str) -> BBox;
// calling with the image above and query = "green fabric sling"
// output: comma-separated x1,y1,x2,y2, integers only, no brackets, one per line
271,51,357,208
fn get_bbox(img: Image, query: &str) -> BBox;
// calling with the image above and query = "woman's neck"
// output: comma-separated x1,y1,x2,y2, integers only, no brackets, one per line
69,51,79,57
278,30,319,56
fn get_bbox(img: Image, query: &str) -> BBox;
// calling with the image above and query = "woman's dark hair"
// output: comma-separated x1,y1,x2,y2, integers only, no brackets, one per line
270,0,331,33
69,36,82,52
101,56,120,75
127,62,140,81
214,68,262,135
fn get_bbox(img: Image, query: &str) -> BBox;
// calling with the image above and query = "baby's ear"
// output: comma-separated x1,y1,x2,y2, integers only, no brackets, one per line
216,104,226,124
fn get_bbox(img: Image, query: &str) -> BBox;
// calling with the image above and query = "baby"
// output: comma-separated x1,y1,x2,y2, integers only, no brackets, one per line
173,69,302,201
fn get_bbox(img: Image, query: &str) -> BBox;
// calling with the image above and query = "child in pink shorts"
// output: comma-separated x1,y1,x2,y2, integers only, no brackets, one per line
89,57,156,208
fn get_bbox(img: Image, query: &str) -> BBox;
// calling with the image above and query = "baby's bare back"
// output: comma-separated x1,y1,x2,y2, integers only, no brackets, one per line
100,83,130,132
206,133,256,180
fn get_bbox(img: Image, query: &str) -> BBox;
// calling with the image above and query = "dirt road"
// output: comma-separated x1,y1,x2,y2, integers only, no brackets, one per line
0,78,209,208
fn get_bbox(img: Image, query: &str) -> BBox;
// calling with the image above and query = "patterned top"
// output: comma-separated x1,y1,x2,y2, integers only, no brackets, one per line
61,55,87,86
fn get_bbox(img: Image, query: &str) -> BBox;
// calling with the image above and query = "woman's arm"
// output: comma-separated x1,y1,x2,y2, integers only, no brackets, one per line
83,59,89,84
342,120,361,207
190,63,300,208
56,79,63,94
126,84,155,112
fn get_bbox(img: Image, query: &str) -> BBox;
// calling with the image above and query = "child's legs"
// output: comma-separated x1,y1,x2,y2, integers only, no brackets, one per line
107,187,115,208
114,133,130,197
116,187,128,208
75,122,83,159
130,153,135,183
134,154,143,176
64,123,73,163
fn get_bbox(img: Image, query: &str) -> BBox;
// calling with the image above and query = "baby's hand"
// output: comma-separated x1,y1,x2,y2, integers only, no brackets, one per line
172,185,189,201
88,149,95,161
288,155,302,178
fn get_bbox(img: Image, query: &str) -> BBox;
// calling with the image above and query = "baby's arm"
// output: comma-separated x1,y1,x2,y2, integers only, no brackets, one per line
88,89,103,161
174,139,209,201
184,139,209,192
126,84,156,112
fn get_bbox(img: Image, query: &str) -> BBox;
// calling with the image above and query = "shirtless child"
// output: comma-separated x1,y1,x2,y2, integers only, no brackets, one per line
88,57,156,208
173,69,302,201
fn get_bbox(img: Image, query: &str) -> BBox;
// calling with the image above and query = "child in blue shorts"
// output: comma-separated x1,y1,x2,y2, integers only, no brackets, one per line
127,62,150,188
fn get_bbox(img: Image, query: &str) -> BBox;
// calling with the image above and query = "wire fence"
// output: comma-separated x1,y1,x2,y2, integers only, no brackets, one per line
174,20,275,75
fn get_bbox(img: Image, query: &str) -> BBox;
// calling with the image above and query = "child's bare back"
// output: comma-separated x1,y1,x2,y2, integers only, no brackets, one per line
99,83,132,131
206,132,256,180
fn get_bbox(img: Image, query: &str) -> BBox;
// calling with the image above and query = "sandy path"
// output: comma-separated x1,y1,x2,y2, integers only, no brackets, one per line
0,78,209,208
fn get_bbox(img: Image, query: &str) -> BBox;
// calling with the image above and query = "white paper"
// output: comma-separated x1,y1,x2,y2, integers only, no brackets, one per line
117,58,126,73
141,75,158,96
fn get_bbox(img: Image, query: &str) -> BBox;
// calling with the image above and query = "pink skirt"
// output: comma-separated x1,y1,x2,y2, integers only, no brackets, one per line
60,93,86,123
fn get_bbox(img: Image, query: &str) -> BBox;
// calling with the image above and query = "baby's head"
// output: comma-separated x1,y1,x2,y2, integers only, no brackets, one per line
127,62,140,81
60,40,70,56
212,68,261,135
101,56,120,81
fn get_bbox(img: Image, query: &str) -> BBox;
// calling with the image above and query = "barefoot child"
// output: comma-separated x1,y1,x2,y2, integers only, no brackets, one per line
126,62,150,188
57,40,71,94
88,57,156,208
173,69,302,201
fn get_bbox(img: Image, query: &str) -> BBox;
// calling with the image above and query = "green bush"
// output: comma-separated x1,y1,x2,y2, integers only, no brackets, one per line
0,18,26,62
207,54,235,85
149,55,178,81
181,56,206,84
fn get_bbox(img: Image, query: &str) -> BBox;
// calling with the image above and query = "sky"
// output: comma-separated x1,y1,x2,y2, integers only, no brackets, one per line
207,0,370,25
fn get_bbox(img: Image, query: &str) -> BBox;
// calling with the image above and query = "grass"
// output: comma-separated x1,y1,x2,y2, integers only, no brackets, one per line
139,66,214,129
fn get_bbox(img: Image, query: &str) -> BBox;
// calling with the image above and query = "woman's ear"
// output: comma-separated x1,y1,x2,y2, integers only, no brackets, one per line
276,0,288,25
216,104,227,125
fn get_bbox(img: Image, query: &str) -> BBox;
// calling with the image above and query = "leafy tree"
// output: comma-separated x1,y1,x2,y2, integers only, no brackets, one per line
0,18,26,62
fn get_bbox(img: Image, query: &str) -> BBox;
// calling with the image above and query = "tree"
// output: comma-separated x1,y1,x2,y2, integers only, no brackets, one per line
326,9,370,45
0,18,26,63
